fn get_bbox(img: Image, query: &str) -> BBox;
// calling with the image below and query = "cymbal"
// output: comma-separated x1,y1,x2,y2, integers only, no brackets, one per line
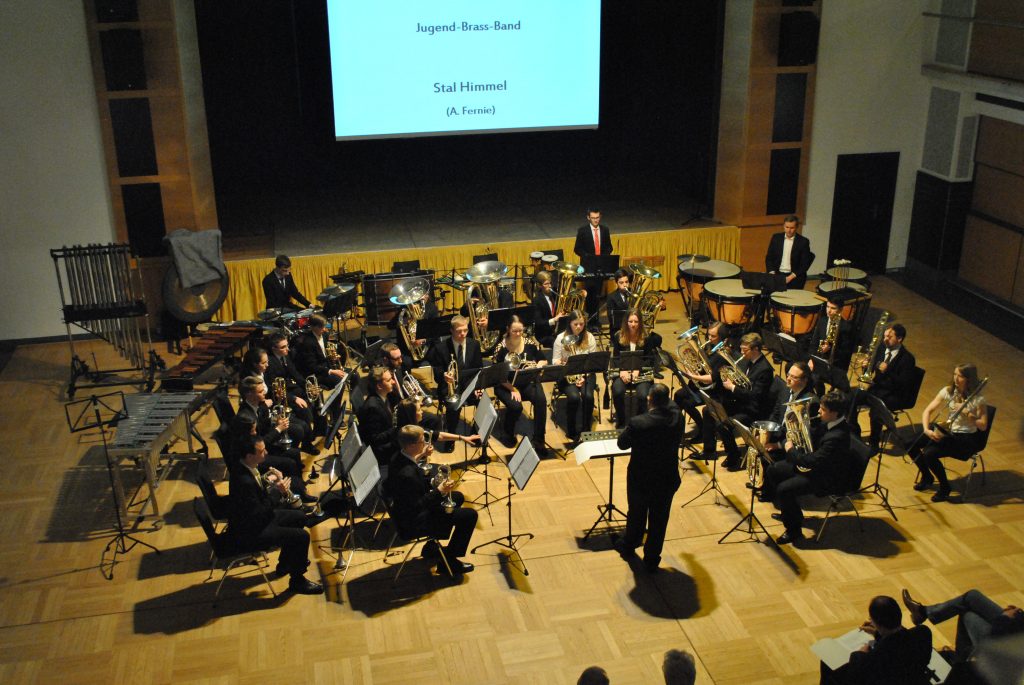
678,253,710,263
316,283,355,301
388,277,431,305
553,260,584,275
257,307,285,321
465,260,508,284
629,263,662,279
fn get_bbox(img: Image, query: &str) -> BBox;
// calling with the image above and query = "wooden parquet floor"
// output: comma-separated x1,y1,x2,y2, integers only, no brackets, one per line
0,276,1021,684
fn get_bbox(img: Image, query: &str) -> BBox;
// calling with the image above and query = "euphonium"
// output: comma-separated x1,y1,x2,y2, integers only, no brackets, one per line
675,325,711,378
711,341,751,389
848,311,890,387
561,333,583,384
784,397,815,471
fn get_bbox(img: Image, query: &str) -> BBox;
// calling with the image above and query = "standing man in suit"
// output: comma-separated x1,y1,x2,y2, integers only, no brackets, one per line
573,208,614,316
863,323,916,453
262,254,311,310
821,596,932,685
428,315,483,436
385,425,478,576
769,390,853,545
613,384,685,572
765,215,813,290
228,435,323,594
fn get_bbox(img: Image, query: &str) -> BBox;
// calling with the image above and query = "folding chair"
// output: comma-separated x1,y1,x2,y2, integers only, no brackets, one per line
193,498,276,601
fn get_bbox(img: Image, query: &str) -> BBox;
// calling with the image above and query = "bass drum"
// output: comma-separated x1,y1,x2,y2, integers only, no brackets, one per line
770,290,823,336
703,278,759,325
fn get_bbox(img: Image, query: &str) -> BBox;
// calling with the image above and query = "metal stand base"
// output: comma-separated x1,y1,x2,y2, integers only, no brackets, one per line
719,484,770,544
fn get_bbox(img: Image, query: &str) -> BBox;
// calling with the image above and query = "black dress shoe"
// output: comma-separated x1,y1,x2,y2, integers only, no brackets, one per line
497,433,517,448
776,530,804,545
643,557,661,573
534,445,550,459
300,443,320,456
435,441,455,454
723,459,743,472
913,478,934,491
288,577,325,595
299,493,319,504
304,512,330,528
771,513,783,522
931,488,951,502
902,589,927,626
440,558,474,575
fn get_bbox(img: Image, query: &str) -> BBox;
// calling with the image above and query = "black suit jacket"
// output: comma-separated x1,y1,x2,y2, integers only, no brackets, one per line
809,315,855,370
293,331,334,382
227,466,276,541
769,386,820,426
789,418,852,492
232,400,284,448
869,346,916,408
384,451,445,535
833,625,933,685
765,232,813,289
428,336,483,396
262,271,310,309
728,354,775,419
356,393,397,460
573,223,613,257
617,403,685,497
606,290,630,331
532,291,561,340
265,351,307,400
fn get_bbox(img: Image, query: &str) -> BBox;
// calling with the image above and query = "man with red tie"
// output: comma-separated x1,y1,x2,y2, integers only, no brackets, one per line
573,208,614,318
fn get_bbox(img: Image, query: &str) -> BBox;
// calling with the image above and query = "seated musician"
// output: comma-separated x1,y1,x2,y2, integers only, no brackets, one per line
394,398,479,447
910,363,988,503
261,254,310,310
763,390,853,545
228,435,323,594
552,310,599,441
759,360,819,463
385,340,450,451
293,314,348,389
494,315,549,456
611,308,663,428
532,270,565,347
673,321,728,438
263,332,318,455
808,297,855,373
232,377,316,502
606,269,632,333
385,425,478,576
427,315,483,437
860,323,916,454
356,366,399,463
699,332,774,470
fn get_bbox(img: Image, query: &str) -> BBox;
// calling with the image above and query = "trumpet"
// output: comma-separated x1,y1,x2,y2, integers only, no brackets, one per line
270,377,293,447
401,371,433,407
711,341,751,389
444,354,459,407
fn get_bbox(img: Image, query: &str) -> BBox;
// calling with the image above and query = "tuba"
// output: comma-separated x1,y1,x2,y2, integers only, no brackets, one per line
464,261,506,353
628,263,665,328
711,340,751,389
389,277,431,362
553,261,586,314
785,396,815,471
849,311,890,387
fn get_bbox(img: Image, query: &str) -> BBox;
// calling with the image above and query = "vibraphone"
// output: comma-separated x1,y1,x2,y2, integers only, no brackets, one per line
163,324,260,389
108,392,203,524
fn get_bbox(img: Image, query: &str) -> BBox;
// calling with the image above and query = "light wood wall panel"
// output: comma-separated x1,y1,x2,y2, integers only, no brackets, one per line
972,164,1024,228
959,215,1021,300
975,117,1024,178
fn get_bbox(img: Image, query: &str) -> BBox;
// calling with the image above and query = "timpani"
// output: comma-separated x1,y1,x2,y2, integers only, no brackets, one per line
824,265,870,290
769,290,823,336
678,259,741,308
703,278,760,325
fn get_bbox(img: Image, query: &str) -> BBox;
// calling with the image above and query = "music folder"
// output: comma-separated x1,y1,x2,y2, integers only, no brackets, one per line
415,314,455,341
507,436,540,491
741,270,787,295
574,433,629,466
581,254,619,277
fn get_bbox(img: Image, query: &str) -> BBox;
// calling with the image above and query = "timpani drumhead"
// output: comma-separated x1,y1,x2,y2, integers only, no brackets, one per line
678,259,741,284
704,278,759,325
825,266,868,282
770,290,823,336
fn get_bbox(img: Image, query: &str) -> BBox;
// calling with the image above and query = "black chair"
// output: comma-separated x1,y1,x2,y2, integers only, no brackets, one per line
349,379,367,414
815,435,873,542
211,390,236,426
192,498,276,601
890,366,925,431
964,405,996,499
380,496,452,581
196,462,231,532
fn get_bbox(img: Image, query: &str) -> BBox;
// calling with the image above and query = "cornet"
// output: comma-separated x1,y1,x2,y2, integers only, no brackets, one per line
270,377,293,447
402,371,433,407
305,374,321,407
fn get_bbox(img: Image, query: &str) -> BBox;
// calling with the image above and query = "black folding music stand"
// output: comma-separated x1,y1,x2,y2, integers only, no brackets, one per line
578,430,630,540
741,271,787,333
718,420,772,545
680,390,730,508
64,391,160,579
581,254,619,277
464,389,503,521
471,436,538,575
331,444,382,579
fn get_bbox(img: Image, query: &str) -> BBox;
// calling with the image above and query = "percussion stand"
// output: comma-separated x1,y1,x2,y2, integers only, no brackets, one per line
65,392,161,580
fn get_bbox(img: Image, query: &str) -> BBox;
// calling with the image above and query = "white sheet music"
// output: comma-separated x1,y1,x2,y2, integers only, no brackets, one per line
574,439,629,466
810,628,952,682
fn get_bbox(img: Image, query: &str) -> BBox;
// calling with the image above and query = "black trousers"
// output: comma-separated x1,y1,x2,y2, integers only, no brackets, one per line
914,430,984,487
253,508,310,578
612,378,652,427
421,491,478,558
673,385,705,433
774,466,815,535
494,380,547,441
558,374,596,438
700,407,753,462
621,484,676,565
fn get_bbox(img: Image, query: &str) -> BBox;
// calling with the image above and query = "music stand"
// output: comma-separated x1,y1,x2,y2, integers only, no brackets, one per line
471,436,538,575
808,354,851,392
680,390,730,508
577,430,630,540
463,369,506,517
741,271,787,331
718,420,772,545
486,307,515,334
581,254,619,277
762,329,805,375
64,392,160,579
329,442,382,577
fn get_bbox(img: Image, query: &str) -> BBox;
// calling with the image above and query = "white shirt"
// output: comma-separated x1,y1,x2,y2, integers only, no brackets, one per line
552,331,598,365
780,235,795,273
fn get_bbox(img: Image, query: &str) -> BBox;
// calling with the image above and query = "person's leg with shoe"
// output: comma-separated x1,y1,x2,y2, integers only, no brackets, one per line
261,510,322,594
615,486,646,560
642,494,673,571
493,384,523,447
525,381,548,453
563,380,581,440
775,474,811,544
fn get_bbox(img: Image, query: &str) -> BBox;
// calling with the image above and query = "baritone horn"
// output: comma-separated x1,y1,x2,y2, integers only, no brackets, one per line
710,340,751,389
